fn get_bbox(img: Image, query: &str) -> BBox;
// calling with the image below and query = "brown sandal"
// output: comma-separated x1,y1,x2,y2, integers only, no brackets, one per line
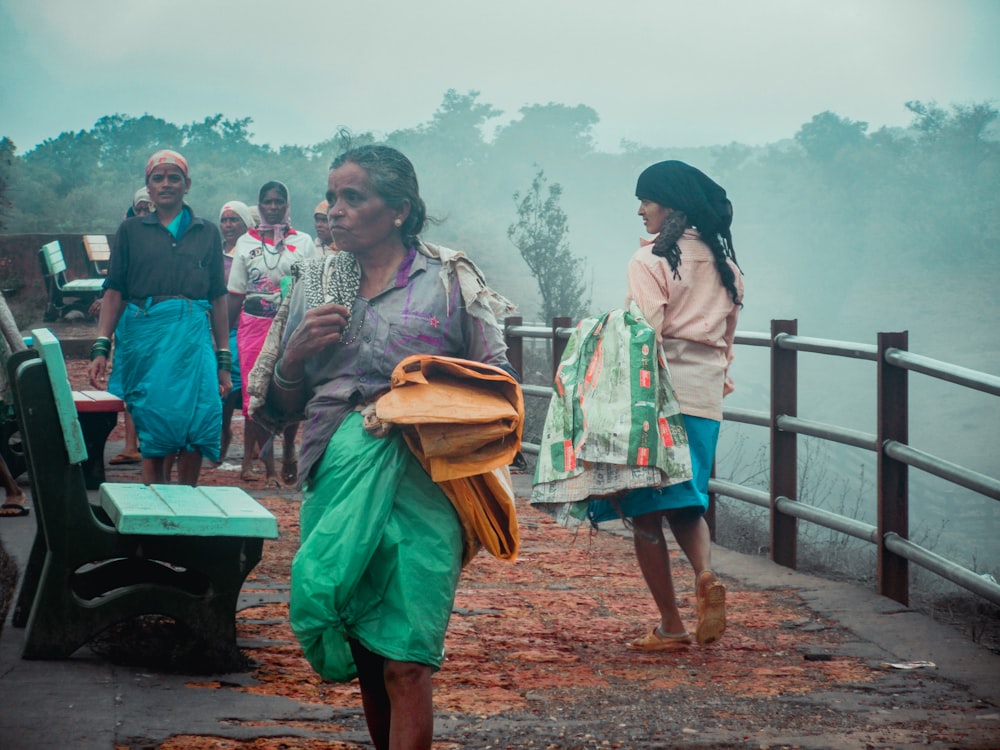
109,451,141,465
626,627,692,652
695,570,727,646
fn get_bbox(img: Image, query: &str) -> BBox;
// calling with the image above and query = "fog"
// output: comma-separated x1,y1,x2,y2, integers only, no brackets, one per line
3,0,999,585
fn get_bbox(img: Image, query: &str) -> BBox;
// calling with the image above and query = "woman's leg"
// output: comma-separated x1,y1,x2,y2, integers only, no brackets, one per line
175,449,203,487
142,457,166,485
384,659,434,750
667,511,725,646
666,511,712,576
632,511,686,636
219,390,240,463
349,641,434,750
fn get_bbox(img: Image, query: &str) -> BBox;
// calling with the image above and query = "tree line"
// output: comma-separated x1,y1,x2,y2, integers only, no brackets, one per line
0,92,997,329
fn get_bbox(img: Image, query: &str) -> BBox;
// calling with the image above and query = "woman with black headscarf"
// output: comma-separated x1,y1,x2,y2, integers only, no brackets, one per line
591,160,744,652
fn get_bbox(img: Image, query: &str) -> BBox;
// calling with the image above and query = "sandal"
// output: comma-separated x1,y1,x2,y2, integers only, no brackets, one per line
109,451,142,465
695,570,727,646
0,502,29,517
626,627,691,652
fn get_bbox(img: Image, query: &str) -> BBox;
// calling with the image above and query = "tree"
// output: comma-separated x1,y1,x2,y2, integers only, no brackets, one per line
507,169,590,322
0,138,14,231
794,111,869,161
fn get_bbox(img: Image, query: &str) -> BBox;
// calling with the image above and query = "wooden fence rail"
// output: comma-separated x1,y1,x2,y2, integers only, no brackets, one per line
504,316,1000,608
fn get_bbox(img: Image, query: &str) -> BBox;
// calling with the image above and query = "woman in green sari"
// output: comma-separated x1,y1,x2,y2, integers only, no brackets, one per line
265,145,513,750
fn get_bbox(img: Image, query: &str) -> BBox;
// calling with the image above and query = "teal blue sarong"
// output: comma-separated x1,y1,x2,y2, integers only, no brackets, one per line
291,412,463,682
108,297,221,461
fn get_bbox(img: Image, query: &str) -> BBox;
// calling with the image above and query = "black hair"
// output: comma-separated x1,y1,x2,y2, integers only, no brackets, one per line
330,145,429,247
637,160,742,305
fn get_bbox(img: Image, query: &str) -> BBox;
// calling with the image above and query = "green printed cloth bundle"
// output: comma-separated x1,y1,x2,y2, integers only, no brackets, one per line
530,303,692,527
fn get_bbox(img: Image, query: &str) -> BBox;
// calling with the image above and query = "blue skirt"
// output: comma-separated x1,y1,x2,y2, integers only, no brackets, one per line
109,297,221,461
588,414,719,523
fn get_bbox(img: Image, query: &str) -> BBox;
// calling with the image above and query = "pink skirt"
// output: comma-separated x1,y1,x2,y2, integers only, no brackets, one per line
236,311,274,417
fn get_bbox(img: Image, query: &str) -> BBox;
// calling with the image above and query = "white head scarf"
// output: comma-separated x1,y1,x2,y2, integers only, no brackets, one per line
219,200,254,231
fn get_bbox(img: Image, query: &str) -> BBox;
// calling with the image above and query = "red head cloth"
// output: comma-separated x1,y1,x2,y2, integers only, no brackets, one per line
145,149,189,180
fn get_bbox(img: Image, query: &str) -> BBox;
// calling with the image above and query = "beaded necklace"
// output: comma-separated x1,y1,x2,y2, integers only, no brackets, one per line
258,238,283,271
340,302,368,346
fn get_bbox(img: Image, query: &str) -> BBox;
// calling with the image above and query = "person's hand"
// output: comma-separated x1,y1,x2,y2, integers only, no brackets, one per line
88,298,103,318
88,356,109,389
218,370,233,399
281,302,352,373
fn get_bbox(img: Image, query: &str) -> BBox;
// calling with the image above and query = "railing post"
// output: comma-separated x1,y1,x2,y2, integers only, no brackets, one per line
706,459,717,541
770,319,797,569
504,316,523,381
551,317,572,381
877,330,909,605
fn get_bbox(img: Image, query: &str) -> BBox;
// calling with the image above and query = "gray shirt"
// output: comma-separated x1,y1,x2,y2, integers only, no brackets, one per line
283,247,511,483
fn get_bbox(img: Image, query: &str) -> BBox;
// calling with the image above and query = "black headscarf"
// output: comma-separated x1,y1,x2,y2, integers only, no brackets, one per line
635,160,733,247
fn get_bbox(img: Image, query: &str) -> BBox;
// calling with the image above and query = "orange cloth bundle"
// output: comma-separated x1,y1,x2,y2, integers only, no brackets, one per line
376,355,523,562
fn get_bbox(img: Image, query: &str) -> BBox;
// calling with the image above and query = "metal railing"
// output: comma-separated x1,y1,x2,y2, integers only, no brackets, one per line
504,316,1000,608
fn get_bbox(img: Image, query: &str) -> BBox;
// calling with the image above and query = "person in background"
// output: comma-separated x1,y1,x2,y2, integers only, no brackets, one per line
107,186,156,465
228,182,317,487
312,200,338,255
0,454,28,517
266,145,512,749
217,199,255,462
127,187,154,219
88,149,232,486
591,160,743,652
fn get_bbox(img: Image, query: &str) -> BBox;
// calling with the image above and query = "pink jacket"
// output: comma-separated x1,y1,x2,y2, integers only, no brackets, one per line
625,230,743,421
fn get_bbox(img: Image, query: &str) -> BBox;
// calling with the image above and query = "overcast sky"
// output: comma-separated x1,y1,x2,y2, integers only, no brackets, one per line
1,0,998,154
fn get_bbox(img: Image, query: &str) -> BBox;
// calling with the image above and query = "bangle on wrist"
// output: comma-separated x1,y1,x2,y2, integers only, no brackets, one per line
216,348,233,372
90,336,112,361
273,361,304,390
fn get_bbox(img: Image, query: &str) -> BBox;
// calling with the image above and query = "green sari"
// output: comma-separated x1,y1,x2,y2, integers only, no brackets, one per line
290,412,463,681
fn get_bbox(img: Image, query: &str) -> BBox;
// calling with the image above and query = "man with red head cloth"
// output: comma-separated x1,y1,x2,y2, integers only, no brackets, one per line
88,149,232,486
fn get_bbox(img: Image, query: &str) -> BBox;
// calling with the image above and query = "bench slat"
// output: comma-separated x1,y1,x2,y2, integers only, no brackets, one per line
31,328,88,465
61,279,106,293
72,390,125,413
84,235,111,262
100,483,279,539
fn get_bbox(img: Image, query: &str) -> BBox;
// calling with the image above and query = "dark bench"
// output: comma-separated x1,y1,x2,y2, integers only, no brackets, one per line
7,328,278,663
73,388,125,489
1,354,127,489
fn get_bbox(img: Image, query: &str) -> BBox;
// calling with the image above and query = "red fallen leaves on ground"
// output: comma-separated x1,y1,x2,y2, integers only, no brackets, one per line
68,359,881,749
157,495,880,750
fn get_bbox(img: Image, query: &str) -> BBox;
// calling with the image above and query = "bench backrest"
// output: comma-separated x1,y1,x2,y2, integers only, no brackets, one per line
83,235,111,264
29,328,88,464
39,241,67,277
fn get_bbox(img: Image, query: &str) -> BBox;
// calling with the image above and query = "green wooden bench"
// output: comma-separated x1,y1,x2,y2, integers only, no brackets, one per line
39,240,106,321
8,328,278,663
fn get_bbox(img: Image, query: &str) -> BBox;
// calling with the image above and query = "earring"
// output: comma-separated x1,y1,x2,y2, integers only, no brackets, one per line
393,218,403,227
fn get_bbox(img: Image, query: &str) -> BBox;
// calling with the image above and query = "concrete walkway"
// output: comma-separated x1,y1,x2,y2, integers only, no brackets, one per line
1,463,998,748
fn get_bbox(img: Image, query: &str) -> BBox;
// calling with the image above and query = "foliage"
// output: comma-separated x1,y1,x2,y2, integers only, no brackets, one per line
0,137,14,231
0,94,997,332
507,169,590,322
